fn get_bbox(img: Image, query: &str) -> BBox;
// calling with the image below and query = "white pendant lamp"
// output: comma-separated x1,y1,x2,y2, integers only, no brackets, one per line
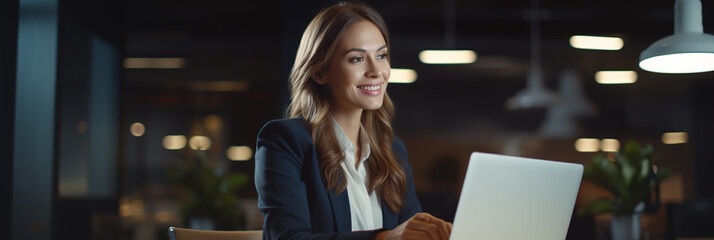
506,68,557,110
556,69,596,117
539,102,577,139
538,69,596,139
639,0,714,74
506,0,557,110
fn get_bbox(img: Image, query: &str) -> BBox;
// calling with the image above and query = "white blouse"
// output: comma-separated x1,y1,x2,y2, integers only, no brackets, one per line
331,117,383,231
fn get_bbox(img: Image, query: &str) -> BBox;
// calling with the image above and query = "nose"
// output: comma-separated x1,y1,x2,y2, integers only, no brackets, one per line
365,59,383,79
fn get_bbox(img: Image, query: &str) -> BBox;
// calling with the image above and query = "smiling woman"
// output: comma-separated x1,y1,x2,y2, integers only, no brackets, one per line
319,20,390,116
254,2,451,240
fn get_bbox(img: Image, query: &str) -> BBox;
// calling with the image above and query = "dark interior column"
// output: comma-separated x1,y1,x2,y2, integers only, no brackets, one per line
1,1,19,240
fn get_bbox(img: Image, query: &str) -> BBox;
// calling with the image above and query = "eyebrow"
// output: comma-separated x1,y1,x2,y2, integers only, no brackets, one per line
344,45,388,54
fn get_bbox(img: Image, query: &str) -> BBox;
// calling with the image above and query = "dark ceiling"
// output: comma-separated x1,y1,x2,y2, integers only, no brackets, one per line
120,0,714,140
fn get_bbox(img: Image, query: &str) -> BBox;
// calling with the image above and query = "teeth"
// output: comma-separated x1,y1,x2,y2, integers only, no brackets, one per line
358,85,380,91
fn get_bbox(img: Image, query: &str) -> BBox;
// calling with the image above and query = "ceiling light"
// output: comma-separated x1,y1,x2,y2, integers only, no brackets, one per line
575,138,600,152
600,139,620,152
569,35,624,50
558,69,596,116
506,69,558,110
130,122,145,137
507,0,557,111
539,103,577,139
389,68,417,83
662,132,688,144
538,69,596,139
639,0,714,73
418,50,477,64
595,70,638,84
123,58,185,69
227,146,253,161
417,2,476,65
188,136,211,150
162,135,187,150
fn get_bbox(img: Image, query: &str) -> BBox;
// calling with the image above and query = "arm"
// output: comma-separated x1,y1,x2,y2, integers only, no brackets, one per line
255,120,381,240
374,138,452,240
375,213,452,240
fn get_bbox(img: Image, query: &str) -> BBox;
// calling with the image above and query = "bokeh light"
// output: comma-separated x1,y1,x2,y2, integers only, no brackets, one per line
162,135,187,150
130,122,145,137
227,146,253,161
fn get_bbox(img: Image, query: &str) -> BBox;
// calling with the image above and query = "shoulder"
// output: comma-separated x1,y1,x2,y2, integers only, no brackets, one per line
255,118,314,163
258,117,311,140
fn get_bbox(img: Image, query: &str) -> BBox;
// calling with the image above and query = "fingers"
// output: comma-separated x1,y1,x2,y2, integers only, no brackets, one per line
406,213,451,240
406,219,439,240
435,218,449,240
420,213,451,240
402,229,431,240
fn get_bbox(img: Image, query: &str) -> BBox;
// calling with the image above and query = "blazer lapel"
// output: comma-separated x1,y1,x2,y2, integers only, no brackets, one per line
327,188,351,232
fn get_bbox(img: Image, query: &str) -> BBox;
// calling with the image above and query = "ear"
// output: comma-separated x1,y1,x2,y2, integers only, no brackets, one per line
313,72,327,85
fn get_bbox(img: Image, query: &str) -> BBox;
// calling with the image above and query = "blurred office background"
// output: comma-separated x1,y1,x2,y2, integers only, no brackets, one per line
3,0,714,239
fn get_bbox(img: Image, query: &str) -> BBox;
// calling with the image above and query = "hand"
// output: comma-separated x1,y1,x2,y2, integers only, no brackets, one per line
375,212,452,240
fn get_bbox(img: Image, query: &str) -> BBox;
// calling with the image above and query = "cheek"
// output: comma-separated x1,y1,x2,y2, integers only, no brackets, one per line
383,63,391,79
327,66,354,89
384,71,391,85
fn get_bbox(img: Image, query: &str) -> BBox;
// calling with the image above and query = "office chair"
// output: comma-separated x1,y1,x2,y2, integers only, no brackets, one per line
168,226,263,240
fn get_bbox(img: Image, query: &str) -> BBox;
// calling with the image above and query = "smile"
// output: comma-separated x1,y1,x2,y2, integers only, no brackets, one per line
356,83,383,96
357,85,381,91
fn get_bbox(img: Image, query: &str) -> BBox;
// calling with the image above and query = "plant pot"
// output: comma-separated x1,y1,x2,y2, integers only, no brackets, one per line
610,214,640,240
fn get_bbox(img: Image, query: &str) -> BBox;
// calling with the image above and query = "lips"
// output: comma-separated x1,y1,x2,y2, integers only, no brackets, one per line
356,83,383,96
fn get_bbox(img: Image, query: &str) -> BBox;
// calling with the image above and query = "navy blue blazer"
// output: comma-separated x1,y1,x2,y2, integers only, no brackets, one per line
255,118,422,240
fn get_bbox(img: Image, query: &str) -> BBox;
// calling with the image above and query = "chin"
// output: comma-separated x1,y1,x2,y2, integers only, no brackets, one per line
363,102,384,110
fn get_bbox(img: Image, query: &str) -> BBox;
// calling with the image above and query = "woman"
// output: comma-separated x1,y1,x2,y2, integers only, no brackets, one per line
255,2,452,239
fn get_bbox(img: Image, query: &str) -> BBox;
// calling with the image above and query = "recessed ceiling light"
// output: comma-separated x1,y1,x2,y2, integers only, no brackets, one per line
418,50,477,64
389,68,417,83
595,71,638,84
570,35,624,50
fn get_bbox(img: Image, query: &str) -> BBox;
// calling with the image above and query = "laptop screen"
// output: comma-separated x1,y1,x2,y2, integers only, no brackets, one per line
450,152,583,240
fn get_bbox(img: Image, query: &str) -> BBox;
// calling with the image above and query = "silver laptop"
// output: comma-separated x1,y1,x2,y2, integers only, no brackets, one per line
450,152,583,240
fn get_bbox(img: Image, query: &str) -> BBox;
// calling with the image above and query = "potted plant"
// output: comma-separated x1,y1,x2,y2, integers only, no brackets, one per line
167,150,249,230
578,141,671,240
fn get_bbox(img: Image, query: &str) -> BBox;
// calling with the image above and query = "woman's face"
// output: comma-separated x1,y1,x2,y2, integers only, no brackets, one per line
320,20,390,112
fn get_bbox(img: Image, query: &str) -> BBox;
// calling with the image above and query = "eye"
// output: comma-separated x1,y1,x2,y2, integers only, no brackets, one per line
349,56,363,63
377,53,388,59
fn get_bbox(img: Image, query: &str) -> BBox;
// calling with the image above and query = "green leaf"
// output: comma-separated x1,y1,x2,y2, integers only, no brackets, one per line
581,141,674,215
596,156,628,197
637,158,651,182
623,142,642,164
578,198,618,216
167,150,250,229
218,174,249,194
641,144,654,159
656,167,672,182
618,154,636,188
584,157,614,193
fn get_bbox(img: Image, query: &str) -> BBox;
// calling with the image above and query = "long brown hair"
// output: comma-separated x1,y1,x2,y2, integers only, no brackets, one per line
286,2,406,213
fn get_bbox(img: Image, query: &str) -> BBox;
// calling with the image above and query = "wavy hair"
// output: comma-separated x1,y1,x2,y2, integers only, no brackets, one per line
286,2,406,213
